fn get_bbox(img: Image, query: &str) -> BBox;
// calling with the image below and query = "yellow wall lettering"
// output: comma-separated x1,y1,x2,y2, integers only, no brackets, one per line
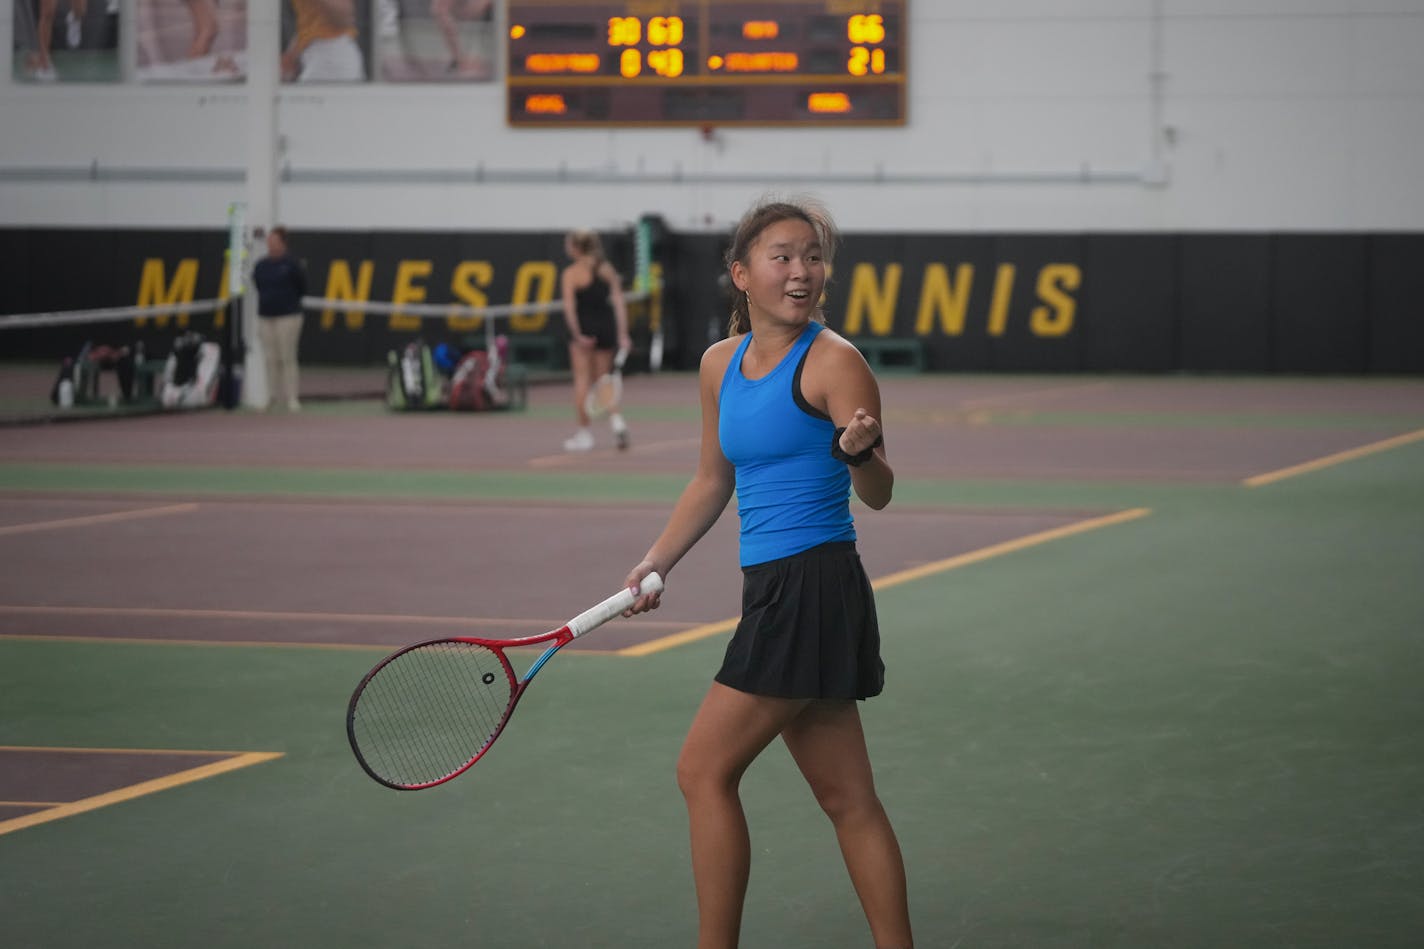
914,263,975,336
448,261,494,331
987,263,1016,337
509,261,558,331
647,261,664,330
1031,264,1080,337
843,262,901,336
211,259,232,327
390,260,434,331
135,258,199,327
320,260,374,330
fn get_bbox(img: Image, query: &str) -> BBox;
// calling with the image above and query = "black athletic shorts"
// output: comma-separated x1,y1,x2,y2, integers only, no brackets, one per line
715,541,885,700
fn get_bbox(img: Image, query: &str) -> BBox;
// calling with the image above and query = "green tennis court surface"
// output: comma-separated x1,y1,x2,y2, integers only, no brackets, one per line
1,373,1422,947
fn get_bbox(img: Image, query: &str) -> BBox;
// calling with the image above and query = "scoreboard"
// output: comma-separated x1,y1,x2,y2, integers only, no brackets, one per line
505,1,907,127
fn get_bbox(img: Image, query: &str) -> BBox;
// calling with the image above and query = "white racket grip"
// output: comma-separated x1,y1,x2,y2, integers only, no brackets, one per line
567,572,664,639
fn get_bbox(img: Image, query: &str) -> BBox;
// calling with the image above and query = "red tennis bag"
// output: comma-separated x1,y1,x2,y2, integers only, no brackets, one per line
452,346,509,407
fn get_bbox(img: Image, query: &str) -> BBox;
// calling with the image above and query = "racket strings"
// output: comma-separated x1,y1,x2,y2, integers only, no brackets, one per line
588,376,620,415
350,641,514,788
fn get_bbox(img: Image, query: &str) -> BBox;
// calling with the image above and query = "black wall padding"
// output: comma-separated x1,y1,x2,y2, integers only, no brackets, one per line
2,227,1419,375
1271,235,1370,373
1367,235,1424,374
1081,235,1177,372
1177,234,1273,372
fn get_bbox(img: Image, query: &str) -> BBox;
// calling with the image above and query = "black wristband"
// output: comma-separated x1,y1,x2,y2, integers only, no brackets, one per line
831,427,883,467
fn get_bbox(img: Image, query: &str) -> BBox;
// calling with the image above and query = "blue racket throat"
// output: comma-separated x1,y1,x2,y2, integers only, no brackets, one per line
523,645,563,682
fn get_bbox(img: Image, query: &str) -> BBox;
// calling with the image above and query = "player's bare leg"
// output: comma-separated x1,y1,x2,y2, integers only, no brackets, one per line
65,0,89,48
677,684,810,948
564,340,596,450
782,700,913,948
183,0,218,58
34,0,60,75
432,0,491,75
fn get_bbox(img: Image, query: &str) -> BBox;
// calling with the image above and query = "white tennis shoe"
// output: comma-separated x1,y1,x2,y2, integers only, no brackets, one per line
563,429,594,452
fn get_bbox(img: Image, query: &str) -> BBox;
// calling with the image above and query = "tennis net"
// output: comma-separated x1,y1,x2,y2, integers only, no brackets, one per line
286,289,659,397
1,287,660,420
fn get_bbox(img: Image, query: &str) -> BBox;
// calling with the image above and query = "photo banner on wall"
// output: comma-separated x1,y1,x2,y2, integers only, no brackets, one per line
374,0,495,82
12,0,120,83
136,0,247,82
281,0,369,83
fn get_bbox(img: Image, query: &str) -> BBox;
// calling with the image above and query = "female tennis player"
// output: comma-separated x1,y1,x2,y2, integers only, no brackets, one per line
622,197,913,949
560,228,632,451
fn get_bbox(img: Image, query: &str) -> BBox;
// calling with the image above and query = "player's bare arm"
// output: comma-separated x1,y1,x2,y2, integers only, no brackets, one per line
806,331,893,510
625,340,738,611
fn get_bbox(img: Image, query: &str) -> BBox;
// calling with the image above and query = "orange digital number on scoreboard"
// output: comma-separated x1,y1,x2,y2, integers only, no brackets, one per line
524,94,568,115
524,53,601,74
807,92,852,113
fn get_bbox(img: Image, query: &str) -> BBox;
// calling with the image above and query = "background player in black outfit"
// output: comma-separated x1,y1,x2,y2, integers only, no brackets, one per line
560,229,632,451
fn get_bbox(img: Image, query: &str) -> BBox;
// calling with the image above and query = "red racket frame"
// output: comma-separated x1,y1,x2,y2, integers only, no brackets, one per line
347,573,662,790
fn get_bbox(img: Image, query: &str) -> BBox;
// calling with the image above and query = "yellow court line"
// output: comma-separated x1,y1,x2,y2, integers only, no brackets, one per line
0,749,283,837
620,507,1153,657
1243,427,1424,488
0,503,199,536
866,507,1152,589
0,744,268,755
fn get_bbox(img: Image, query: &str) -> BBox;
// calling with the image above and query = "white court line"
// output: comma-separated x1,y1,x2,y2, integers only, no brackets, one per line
0,503,199,536
527,437,699,468
960,380,1115,410
0,603,689,633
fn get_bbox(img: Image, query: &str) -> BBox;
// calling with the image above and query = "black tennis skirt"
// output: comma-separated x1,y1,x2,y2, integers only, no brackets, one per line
715,541,885,700
582,310,619,350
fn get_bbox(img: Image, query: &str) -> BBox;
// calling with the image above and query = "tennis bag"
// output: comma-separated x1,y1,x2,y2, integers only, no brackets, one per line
452,347,509,407
160,334,221,409
386,340,443,411
50,356,77,405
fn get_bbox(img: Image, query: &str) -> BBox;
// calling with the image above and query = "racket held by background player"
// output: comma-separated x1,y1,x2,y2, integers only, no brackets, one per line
347,572,663,790
584,346,628,419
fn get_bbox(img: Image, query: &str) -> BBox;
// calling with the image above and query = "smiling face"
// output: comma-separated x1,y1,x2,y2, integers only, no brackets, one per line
731,217,825,331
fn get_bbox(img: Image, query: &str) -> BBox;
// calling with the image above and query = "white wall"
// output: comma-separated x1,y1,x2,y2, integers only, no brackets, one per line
2,0,1422,233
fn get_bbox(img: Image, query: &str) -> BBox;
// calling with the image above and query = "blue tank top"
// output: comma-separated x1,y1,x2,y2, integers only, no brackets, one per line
718,321,855,567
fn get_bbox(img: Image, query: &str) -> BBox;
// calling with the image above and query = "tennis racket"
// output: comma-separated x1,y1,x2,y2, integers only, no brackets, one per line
584,346,628,418
347,572,663,791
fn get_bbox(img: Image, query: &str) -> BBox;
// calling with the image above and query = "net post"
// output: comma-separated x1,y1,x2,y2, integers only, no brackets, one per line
220,202,247,410
636,214,668,371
